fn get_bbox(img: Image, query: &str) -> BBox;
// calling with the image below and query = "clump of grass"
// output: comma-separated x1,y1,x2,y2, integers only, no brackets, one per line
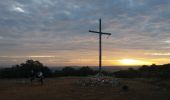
122,85,129,92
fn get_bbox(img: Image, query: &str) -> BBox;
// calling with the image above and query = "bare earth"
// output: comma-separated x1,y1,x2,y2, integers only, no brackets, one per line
0,77,170,100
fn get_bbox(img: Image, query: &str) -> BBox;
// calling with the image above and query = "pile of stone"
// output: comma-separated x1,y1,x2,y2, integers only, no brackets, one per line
77,77,121,87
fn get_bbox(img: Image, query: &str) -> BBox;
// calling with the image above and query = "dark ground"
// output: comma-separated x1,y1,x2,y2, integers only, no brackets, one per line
0,77,170,100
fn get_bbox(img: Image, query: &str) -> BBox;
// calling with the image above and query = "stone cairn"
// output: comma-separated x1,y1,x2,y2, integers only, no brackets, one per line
77,76,121,87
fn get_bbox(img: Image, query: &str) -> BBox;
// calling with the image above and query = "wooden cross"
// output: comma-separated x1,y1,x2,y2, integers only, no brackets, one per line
89,19,111,75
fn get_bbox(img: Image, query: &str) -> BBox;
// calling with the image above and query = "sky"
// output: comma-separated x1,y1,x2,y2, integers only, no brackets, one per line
0,0,169,67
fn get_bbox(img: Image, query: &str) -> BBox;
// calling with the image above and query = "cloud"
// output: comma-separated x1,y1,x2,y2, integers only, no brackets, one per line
149,53,170,56
0,56,56,58
0,0,169,66
12,7,25,13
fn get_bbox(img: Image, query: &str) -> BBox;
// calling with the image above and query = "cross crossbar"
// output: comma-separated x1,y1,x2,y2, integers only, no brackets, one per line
89,30,111,35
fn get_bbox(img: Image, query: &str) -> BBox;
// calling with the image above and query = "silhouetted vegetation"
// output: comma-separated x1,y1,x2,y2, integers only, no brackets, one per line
53,66,114,77
53,67,97,77
0,60,52,78
114,64,170,78
0,61,113,78
1,60,170,78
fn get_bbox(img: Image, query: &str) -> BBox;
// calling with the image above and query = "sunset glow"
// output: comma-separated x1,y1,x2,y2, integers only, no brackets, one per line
0,0,169,67
118,59,152,66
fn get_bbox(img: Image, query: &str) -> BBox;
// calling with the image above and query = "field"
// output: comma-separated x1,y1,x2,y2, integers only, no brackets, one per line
0,77,170,100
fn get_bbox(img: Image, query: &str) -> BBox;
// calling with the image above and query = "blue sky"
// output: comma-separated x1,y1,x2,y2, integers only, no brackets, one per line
0,0,170,66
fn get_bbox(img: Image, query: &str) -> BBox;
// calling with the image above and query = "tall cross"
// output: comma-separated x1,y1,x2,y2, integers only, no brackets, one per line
89,19,111,74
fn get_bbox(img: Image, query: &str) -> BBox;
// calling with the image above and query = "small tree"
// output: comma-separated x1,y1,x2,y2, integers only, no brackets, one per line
78,67,94,76
62,67,76,76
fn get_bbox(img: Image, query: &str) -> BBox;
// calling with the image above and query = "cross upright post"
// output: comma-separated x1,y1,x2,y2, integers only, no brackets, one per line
89,19,111,76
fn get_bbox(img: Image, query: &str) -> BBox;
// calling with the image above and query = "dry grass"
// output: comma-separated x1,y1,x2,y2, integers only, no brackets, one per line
0,77,170,100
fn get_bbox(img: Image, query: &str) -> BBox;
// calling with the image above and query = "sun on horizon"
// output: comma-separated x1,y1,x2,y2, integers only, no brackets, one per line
118,59,152,66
